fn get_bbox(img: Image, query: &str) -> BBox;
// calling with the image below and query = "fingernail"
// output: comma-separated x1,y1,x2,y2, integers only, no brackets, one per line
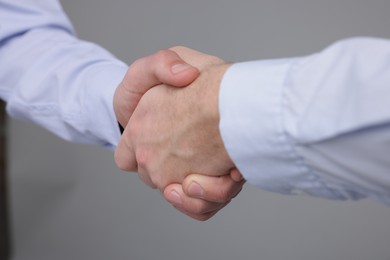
171,63,193,74
188,182,204,198
168,190,182,205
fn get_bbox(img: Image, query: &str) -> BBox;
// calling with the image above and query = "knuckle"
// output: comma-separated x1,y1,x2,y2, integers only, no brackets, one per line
114,135,135,172
169,45,188,53
149,172,163,189
151,49,177,77
215,188,233,203
191,201,212,215
153,49,172,62
212,176,243,202
195,216,210,222
135,148,164,189
135,147,149,171
128,58,142,75
127,59,145,86
114,151,127,171
209,55,224,64
194,212,215,222
138,172,157,189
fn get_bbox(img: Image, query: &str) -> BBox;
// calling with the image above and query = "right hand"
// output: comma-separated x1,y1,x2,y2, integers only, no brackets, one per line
114,47,245,221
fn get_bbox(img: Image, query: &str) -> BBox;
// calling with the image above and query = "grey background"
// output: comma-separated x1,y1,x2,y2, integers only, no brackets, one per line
8,0,390,260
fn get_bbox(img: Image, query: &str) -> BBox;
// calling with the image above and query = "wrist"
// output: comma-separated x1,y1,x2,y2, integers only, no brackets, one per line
198,63,231,124
201,63,235,169
84,63,127,147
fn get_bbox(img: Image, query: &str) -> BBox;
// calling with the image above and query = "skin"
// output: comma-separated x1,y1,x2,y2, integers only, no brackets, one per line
114,49,200,129
114,47,244,220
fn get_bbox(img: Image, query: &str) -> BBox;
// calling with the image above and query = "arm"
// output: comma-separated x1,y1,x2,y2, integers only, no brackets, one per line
220,37,390,204
0,0,202,147
0,1,243,220
0,0,127,147
117,39,390,206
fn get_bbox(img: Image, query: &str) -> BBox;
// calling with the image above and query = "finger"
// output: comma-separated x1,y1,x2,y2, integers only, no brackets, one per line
115,49,200,127
128,49,200,92
115,128,157,188
137,169,157,189
115,135,156,189
114,127,137,172
230,168,245,182
173,205,222,221
182,173,245,203
163,184,229,218
169,46,225,68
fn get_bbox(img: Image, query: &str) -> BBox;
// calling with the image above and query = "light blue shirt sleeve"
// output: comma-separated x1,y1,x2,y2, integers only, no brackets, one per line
0,0,128,148
219,37,390,204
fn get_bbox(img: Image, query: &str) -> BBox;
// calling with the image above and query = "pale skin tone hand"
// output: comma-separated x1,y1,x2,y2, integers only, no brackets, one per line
114,48,244,221
115,47,245,220
164,168,244,220
114,50,199,128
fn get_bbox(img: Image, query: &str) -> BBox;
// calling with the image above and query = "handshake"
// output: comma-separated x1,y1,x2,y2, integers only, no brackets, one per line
113,47,245,221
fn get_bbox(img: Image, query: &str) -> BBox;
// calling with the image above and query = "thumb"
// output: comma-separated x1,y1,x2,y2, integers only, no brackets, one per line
114,49,199,127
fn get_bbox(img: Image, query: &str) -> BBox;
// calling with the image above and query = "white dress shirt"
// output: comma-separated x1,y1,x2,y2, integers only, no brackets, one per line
220,38,390,204
1,1,389,203
0,0,127,148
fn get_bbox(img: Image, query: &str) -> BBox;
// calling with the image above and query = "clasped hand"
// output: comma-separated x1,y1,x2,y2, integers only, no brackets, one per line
114,47,244,220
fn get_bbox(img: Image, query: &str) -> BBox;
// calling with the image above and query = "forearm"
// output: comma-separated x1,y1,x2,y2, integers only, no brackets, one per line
220,37,390,203
0,0,128,147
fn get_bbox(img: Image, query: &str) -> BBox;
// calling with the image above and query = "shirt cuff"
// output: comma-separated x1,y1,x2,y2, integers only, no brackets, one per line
84,63,128,148
219,60,332,197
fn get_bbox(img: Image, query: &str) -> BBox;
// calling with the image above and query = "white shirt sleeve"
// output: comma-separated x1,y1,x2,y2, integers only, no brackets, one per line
219,37,390,204
0,0,128,148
